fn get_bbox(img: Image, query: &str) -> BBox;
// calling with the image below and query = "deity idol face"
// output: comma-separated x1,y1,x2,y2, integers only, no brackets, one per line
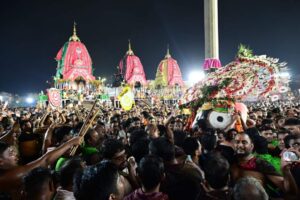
192,103,248,131
207,111,232,130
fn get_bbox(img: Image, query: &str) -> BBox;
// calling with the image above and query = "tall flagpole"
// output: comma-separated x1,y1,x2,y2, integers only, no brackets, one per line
203,0,221,72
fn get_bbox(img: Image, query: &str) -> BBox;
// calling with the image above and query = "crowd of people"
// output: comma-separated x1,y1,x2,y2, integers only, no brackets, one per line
0,99,300,200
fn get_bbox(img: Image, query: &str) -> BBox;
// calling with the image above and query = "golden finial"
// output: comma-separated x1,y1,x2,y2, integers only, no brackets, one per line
126,39,134,55
69,22,80,42
165,44,171,58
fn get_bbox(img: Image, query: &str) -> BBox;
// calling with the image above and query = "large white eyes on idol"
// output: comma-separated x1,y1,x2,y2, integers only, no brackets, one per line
207,111,232,130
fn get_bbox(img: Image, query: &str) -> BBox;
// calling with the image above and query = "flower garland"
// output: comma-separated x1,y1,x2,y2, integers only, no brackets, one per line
181,45,288,110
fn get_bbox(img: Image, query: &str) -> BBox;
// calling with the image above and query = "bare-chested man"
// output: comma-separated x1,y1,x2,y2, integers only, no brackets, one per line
0,137,81,199
231,133,298,199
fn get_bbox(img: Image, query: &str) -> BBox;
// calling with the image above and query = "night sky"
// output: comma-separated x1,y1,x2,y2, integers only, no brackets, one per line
1,0,300,94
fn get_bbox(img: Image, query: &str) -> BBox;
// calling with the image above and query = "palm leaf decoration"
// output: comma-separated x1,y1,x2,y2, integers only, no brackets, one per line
237,44,253,58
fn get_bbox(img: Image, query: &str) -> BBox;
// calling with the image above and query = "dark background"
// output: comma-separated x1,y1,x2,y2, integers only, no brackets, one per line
1,0,299,95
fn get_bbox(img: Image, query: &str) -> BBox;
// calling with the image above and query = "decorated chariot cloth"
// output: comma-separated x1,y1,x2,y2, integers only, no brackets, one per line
180,45,290,131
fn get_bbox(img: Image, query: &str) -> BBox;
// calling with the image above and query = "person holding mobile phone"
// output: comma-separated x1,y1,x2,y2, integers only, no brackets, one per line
281,134,300,189
232,132,298,199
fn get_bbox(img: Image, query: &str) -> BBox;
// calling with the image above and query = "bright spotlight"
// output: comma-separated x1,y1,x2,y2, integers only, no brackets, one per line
188,71,205,84
275,72,290,78
26,97,34,104
0,96,3,101
280,72,290,77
